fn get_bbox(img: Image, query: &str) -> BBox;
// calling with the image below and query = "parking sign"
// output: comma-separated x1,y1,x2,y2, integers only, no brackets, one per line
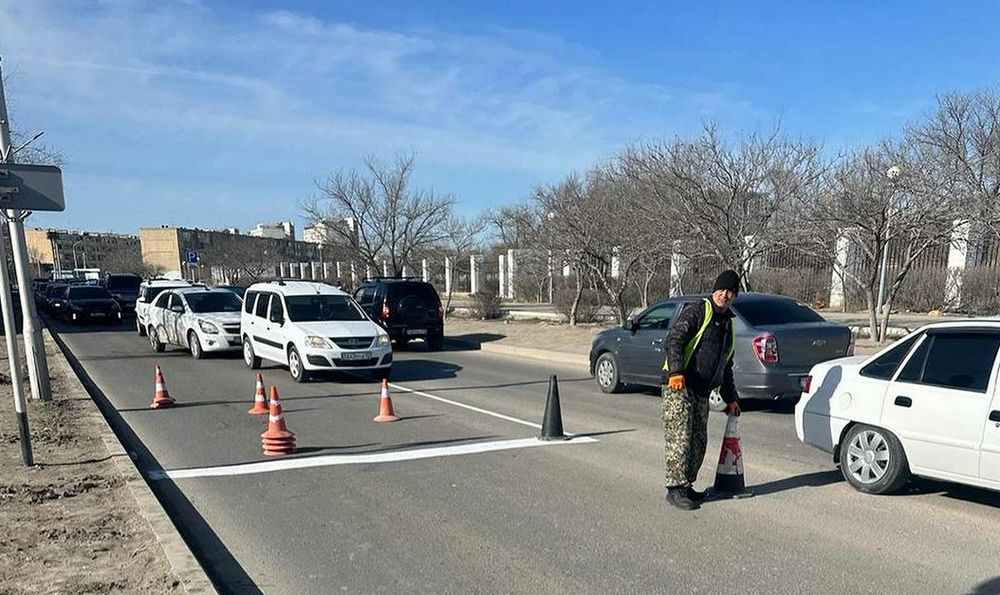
186,251,199,264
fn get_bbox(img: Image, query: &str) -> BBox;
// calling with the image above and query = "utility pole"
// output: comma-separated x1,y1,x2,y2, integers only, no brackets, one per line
0,58,51,402
0,59,33,465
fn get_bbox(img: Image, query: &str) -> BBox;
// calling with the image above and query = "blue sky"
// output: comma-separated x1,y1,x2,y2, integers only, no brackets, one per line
1,0,998,236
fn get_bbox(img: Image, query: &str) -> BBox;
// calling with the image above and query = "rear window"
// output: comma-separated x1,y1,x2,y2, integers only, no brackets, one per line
68,287,112,300
106,276,141,291
389,283,440,305
733,299,824,326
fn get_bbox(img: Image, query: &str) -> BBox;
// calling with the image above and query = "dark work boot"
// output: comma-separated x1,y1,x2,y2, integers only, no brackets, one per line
687,486,707,502
665,487,699,511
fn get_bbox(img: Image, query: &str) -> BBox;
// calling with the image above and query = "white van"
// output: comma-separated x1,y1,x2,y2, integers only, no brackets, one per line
240,280,392,382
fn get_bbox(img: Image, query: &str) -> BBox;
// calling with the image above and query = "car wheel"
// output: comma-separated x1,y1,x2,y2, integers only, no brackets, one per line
188,331,205,360
594,352,624,394
840,424,910,495
136,317,147,337
288,346,310,383
149,327,165,353
426,334,443,352
243,338,261,370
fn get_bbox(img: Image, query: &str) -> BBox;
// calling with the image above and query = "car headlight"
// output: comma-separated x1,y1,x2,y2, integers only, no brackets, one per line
198,320,220,334
305,336,331,349
376,334,390,347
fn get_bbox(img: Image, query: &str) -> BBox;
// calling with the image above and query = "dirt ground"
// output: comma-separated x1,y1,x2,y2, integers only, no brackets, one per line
444,316,884,356
0,340,183,595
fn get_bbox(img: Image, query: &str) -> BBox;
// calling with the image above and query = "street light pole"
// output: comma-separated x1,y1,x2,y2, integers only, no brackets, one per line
0,59,51,403
876,165,902,317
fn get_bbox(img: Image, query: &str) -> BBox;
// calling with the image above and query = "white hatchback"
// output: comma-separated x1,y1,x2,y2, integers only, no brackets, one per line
796,320,1000,495
240,281,392,382
145,287,244,358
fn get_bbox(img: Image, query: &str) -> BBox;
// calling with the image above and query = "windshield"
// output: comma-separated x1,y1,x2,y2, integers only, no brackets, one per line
47,285,68,297
285,295,366,322
68,287,112,300
106,276,141,291
734,298,824,326
185,291,243,313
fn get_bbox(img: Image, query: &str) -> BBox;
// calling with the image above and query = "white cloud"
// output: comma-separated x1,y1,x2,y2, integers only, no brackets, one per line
0,0,760,231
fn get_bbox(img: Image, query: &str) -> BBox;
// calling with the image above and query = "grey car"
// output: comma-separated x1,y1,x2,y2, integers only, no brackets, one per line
589,292,853,400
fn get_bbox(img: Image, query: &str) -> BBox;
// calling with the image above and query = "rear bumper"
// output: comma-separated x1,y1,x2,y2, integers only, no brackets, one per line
386,324,443,340
735,370,810,400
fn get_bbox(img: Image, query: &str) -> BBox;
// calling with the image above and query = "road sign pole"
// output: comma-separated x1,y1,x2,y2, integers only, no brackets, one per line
0,61,33,463
0,62,51,402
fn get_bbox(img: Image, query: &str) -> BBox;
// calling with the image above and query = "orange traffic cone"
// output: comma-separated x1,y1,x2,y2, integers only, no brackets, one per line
149,365,175,409
261,386,296,456
373,379,399,423
248,373,269,415
711,414,753,499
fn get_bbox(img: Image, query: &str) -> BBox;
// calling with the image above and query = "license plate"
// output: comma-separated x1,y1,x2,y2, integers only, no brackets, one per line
406,329,427,336
91,313,106,318
341,351,371,361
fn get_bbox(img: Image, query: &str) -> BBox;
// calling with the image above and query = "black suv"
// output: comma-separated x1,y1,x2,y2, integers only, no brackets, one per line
103,273,142,316
354,277,444,350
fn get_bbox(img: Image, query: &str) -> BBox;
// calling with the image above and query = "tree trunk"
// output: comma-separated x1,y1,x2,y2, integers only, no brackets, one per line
865,289,881,343
569,270,583,326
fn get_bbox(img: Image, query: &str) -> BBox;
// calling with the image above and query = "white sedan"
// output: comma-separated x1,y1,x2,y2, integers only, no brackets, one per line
796,320,1000,495
146,287,243,359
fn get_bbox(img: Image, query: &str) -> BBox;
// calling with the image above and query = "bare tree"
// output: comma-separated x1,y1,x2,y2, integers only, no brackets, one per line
440,213,488,316
303,154,454,276
622,124,826,288
486,203,541,249
909,89,1000,237
794,141,965,342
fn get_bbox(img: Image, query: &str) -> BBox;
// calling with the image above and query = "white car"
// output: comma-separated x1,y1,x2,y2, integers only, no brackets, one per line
240,281,392,383
146,287,244,358
796,320,1000,495
135,278,192,337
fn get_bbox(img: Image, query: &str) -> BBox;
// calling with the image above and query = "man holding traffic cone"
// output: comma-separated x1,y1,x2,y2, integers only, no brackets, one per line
661,270,742,511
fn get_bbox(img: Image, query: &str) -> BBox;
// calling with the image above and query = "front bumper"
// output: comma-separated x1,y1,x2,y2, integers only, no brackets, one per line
68,310,122,322
302,345,393,371
199,331,242,352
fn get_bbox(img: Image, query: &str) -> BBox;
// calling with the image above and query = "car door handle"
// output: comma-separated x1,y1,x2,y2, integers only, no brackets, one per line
894,396,912,408
990,410,1000,422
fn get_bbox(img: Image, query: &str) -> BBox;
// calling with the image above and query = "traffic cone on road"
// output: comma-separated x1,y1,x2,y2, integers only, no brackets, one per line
373,379,399,423
539,375,568,441
248,374,269,415
261,386,296,456
710,414,753,499
149,365,175,409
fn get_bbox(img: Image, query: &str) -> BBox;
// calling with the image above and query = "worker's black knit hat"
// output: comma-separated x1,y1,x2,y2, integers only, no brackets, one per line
712,270,741,295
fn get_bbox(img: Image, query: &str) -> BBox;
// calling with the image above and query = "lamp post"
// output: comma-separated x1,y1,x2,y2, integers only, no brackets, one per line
876,165,902,315
71,239,83,271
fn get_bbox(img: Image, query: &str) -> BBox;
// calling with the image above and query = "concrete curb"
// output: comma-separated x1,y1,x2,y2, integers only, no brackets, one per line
44,330,217,594
447,337,590,369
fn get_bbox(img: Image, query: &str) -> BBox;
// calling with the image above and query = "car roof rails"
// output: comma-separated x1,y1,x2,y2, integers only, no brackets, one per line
255,277,332,287
365,276,423,282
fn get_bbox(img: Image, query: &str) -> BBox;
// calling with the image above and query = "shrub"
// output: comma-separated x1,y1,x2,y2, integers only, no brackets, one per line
892,268,947,312
470,291,503,320
955,267,1000,315
553,287,603,324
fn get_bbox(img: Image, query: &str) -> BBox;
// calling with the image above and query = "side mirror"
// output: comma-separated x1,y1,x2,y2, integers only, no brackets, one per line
270,314,284,325
170,305,184,314
625,318,638,332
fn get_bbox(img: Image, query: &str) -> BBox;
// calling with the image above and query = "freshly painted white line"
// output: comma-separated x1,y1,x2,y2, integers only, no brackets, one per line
389,382,576,435
147,436,597,481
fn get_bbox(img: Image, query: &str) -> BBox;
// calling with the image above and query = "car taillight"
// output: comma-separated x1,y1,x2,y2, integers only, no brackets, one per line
752,333,779,364
801,375,812,394
381,303,390,320
437,305,444,319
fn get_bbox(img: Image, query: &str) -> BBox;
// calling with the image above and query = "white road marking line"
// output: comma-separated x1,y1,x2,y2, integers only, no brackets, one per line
147,436,597,481
389,382,576,435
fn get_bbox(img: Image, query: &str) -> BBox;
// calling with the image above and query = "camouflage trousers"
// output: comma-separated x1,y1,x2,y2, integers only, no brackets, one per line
662,386,710,488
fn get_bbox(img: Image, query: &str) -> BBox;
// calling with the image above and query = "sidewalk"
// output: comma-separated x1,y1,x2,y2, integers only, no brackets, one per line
444,316,891,369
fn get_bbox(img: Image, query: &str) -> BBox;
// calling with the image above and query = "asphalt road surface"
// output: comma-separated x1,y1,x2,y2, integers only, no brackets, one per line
48,318,1000,595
